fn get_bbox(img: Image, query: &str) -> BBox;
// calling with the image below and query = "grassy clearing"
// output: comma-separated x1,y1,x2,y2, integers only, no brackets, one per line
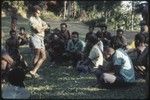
1,16,148,99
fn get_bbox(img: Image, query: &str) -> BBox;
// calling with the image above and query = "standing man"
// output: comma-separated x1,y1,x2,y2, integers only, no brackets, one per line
29,5,48,77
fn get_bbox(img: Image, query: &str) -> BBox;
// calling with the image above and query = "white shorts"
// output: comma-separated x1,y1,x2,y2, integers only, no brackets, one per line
30,35,45,49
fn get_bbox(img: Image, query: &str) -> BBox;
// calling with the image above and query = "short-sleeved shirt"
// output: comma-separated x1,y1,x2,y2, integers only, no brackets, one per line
112,48,135,82
67,39,85,53
88,44,103,68
29,16,47,37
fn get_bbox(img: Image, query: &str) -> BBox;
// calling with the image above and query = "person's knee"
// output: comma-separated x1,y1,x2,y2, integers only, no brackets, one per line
103,73,116,83
1,60,7,70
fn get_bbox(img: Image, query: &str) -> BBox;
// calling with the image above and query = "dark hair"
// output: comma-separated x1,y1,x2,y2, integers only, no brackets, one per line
88,34,98,45
135,33,146,43
117,29,124,33
72,31,79,37
100,24,107,29
9,30,16,35
89,25,94,29
8,68,25,87
33,5,41,13
19,27,25,31
60,23,67,27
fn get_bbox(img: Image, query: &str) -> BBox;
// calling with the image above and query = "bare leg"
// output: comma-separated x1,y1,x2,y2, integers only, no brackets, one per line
1,60,8,70
103,73,116,83
33,49,41,66
2,54,14,66
30,49,46,75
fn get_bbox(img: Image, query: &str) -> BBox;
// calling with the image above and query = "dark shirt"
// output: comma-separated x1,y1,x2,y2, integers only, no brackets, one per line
96,31,112,46
58,30,71,42
111,35,127,49
85,32,94,42
5,38,20,60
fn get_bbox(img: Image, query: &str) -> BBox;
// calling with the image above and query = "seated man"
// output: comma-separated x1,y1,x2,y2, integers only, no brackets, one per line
5,30,29,72
48,33,65,66
127,23,149,50
2,68,30,99
18,27,30,45
93,46,135,88
1,46,14,83
95,24,112,47
57,23,71,49
111,29,127,50
77,34,103,74
85,25,95,42
66,31,85,68
128,33,148,78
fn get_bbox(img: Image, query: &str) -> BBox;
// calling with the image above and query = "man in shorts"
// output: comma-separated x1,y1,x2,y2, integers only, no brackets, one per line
29,5,48,77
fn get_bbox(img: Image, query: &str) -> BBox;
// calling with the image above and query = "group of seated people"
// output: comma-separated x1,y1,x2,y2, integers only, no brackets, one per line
1,21,149,98
44,22,149,88
1,27,29,83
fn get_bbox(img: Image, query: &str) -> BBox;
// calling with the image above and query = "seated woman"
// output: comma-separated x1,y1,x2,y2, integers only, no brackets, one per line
2,68,30,99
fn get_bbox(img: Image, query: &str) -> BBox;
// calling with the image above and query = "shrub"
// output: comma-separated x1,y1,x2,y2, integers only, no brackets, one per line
41,10,60,20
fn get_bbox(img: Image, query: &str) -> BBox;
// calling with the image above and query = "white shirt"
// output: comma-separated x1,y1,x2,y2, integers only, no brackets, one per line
29,16,47,37
88,44,103,68
113,48,135,82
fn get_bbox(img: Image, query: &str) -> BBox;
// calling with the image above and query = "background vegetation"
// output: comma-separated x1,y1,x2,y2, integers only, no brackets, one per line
1,0,143,31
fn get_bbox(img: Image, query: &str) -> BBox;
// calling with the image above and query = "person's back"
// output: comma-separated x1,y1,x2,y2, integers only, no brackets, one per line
89,43,103,68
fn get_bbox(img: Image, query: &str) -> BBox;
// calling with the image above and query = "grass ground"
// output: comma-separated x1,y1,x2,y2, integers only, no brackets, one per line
1,16,148,99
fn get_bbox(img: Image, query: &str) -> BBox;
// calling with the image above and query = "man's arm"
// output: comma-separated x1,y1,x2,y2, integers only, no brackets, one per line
29,18,47,33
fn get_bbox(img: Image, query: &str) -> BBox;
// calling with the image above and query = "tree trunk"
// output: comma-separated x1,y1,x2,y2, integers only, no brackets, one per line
72,1,77,18
67,1,72,17
63,1,67,19
131,1,134,31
